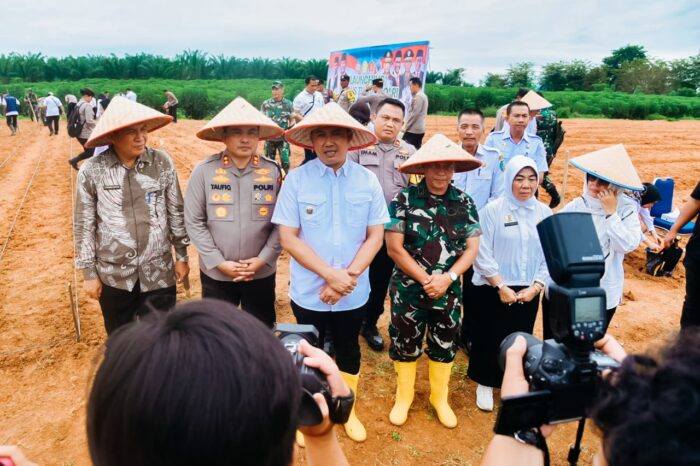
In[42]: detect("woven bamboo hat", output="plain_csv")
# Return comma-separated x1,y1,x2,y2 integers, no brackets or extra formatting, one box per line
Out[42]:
569,144,643,191
520,90,552,111
196,96,284,142
399,133,483,174
284,102,376,150
85,96,172,148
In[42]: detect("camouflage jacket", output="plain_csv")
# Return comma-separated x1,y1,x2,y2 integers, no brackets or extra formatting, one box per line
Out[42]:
536,108,557,156
260,97,294,141
387,180,481,279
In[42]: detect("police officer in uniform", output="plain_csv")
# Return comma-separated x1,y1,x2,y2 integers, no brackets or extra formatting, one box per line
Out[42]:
185,97,284,327
385,134,482,428
347,97,414,351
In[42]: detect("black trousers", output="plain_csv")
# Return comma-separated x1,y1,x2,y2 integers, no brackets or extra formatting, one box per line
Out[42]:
6,115,17,128
200,271,276,327
291,301,365,374
46,115,59,134
168,103,178,123
681,255,700,328
70,137,95,165
460,266,476,346
302,149,317,165
403,132,425,149
542,296,617,340
365,242,394,328
99,282,176,335
468,285,539,387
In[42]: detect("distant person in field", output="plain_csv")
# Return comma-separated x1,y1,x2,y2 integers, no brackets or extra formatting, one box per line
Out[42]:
186,97,284,327
23,89,38,122
64,93,78,120
335,74,356,112
293,75,325,165
74,96,189,335
2,91,20,136
353,78,389,116
402,77,428,149
68,88,98,170
163,90,179,123
125,88,137,102
41,92,64,136
97,91,111,118
493,87,529,133
318,79,334,104
260,81,294,171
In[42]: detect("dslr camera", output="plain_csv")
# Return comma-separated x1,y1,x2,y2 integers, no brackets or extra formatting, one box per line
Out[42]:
494,212,619,435
274,323,354,426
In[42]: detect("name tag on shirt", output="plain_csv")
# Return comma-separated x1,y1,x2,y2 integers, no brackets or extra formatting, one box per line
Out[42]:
504,214,518,227
103,184,121,190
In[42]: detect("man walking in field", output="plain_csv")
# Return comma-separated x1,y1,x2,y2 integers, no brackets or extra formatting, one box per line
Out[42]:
163,90,179,123
260,81,294,171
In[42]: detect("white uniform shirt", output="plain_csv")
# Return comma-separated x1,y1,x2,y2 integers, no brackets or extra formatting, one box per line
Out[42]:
451,144,505,211
559,193,641,309
293,89,324,118
125,91,137,102
44,96,63,117
272,158,389,311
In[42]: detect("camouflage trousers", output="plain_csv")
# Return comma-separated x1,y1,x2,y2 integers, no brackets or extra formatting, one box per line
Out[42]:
264,139,290,170
389,273,462,363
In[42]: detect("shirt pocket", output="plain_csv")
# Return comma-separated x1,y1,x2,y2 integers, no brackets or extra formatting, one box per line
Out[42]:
345,192,372,228
393,157,408,187
251,189,276,221
298,194,326,229
207,190,235,222
446,206,470,252
359,152,380,167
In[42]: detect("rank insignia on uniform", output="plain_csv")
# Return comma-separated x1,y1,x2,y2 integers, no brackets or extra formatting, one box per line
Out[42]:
213,174,230,182
254,192,262,201
399,148,409,156
223,156,231,167
394,140,400,147
306,206,314,215
215,168,227,175
255,176,273,182
211,193,222,202
215,206,228,218
258,207,269,217
366,145,375,151
255,168,272,176
222,193,232,202
264,193,273,202
252,155,260,166
482,162,488,168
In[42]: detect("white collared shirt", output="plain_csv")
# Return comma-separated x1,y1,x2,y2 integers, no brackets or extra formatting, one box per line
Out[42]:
473,197,552,287
125,91,137,102
43,95,63,116
293,89,324,118
272,158,389,311
451,144,505,211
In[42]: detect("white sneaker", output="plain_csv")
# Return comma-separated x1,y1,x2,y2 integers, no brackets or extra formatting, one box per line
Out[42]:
476,384,494,411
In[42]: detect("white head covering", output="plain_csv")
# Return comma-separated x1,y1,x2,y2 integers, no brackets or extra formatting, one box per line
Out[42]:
504,155,540,209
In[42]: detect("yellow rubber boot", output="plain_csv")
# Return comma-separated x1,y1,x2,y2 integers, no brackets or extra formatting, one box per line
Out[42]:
295,430,305,448
428,360,458,428
340,371,367,442
389,361,417,426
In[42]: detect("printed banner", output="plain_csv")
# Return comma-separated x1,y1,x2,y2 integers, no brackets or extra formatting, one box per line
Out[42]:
327,41,429,110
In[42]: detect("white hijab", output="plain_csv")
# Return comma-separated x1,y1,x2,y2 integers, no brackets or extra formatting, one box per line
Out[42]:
504,155,540,210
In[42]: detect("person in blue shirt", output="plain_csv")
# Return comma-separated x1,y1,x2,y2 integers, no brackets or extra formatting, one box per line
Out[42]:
2,92,20,136
484,101,548,181
273,102,389,443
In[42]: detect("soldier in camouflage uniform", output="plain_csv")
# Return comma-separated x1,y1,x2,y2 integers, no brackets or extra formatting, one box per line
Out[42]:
260,81,294,171
385,133,482,429
536,106,564,207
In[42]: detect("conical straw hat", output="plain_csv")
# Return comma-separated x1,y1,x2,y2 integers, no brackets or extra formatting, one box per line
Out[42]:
285,102,376,150
196,96,285,142
86,96,172,148
399,133,483,174
521,90,552,111
569,144,643,191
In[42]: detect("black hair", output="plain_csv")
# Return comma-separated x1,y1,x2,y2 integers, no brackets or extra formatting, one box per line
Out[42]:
87,299,300,466
516,87,530,98
349,104,371,125
590,329,700,466
376,97,406,117
457,108,485,122
506,100,530,115
305,75,318,85
318,78,325,85
408,77,422,87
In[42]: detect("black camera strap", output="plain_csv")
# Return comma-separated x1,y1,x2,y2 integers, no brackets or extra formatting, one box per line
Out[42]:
567,417,587,465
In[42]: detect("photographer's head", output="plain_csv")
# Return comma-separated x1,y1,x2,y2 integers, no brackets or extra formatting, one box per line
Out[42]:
87,299,300,466
589,329,700,466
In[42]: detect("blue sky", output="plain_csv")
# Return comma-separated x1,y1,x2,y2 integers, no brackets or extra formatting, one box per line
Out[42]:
4,0,698,83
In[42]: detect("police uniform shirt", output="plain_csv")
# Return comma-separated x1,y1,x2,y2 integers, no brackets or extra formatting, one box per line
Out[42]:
272,158,390,312
483,129,548,173
347,139,413,205
451,144,505,211
184,152,282,282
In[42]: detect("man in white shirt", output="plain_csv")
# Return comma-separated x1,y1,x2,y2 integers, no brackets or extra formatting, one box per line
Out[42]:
125,88,137,102
293,75,325,165
42,92,63,136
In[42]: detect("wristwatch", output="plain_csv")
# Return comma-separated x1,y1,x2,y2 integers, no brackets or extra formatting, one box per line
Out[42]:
494,282,506,290
329,388,355,424
448,271,458,282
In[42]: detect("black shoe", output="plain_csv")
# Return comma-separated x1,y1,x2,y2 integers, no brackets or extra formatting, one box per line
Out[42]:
457,338,472,356
69,159,79,171
547,187,561,208
361,324,385,351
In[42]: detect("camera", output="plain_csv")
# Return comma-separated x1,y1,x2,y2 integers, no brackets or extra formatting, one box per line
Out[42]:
494,213,620,435
274,323,353,426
